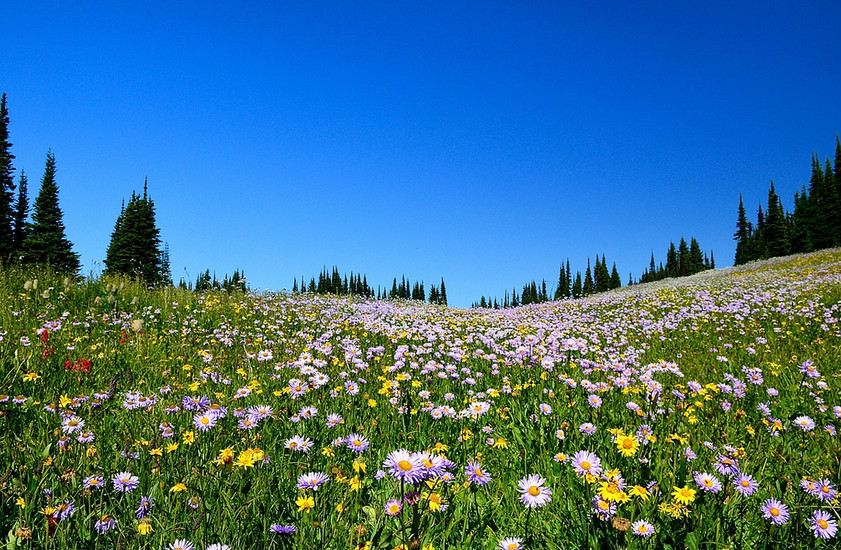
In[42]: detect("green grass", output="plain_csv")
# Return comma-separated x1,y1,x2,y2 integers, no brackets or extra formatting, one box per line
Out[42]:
2,251,841,549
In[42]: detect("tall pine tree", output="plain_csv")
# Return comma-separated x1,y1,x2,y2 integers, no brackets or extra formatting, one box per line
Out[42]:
0,93,15,258
104,180,164,285
22,151,79,272
12,170,28,253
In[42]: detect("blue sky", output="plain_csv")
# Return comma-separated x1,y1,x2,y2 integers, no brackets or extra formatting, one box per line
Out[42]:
3,1,840,306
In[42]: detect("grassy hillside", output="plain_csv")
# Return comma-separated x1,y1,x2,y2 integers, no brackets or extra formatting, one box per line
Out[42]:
2,251,841,549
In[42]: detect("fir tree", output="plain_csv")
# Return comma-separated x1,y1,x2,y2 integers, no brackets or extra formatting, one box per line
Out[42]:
22,151,79,272
609,262,621,289
665,242,678,277
440,278,447,306
764,181,788,258
583,260,593,296
104,180,164,285
0,93,15,257
572,272,582,298
677,238,689,276
160,243,172,286
734,194,751,265
12,170,28,253
688,238,704,275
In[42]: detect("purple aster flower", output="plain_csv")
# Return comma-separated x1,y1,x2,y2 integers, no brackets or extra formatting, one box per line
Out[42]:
810,510,838,539
631,520,655,537
793,415,815,431
345,433,370,453
326,413,343,427
800,360,821,379
571,450,602,477
694,472,722,493
83,474,104,490
384,498,403,516
383,449,424,484
112,471,139,493
76,431,95,444
270,524,297,535
168,540,195,550
248,405,273,420
733,473,759,496
54,499,76,521
761,499,789,525
517,474,552,508
579,422,597,435
193,412,217,432
587,395,602,408
498,537,523,550
713,455,740,477
296,472,329,491
817,479,838,502
801,478,822,497
94,514,117,534
465,460,492,486
135,496,154,519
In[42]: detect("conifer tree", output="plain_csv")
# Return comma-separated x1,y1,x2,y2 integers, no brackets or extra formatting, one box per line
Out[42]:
12,170,28,253
440,278,447,306
0,93,15,257
609,262,621,289
22,151,79,272
572,272,582,298
677,238,689,276
764,181,788,258
104,180,164,284
665,242,678,277
583,260,593,296
734,194,752,265
688,238,704,275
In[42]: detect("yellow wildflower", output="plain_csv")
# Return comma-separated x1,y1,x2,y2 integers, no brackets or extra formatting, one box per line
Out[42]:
296,495,315,513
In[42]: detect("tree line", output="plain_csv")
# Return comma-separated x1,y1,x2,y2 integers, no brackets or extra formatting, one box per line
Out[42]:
734,136,841,264
472,240,714,309
0,93,171,286
292,266,448,305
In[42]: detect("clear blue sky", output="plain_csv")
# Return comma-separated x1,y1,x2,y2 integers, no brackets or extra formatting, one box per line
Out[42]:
3,1,840,306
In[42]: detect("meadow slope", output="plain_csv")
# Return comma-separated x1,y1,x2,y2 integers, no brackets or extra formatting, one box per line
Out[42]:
2,250,841,549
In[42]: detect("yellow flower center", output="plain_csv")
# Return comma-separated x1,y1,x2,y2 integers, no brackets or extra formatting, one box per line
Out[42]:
741,480,749,487
398,460,413,471
528,486,541,496
770,507,779,517
638,525,648,533
201,417,209,424
581,461,591,470
622,439,634,448
703,479,713,487
473,469,483,476
818,519,829,529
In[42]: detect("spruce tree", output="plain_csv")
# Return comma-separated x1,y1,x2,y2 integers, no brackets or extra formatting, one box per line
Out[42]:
677,238,689,276
104,181,164,284
764,181,788,258
665,242,678,277
688,238,704,275
572,272,582,298
733,194,751,265
12,170,28,253
22,151,79,272
583,260,593,296
440,278,447,306
0,93,15,257
609,262,621,289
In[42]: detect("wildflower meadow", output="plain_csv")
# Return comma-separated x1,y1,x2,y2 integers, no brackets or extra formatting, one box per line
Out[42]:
2,250,841,549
